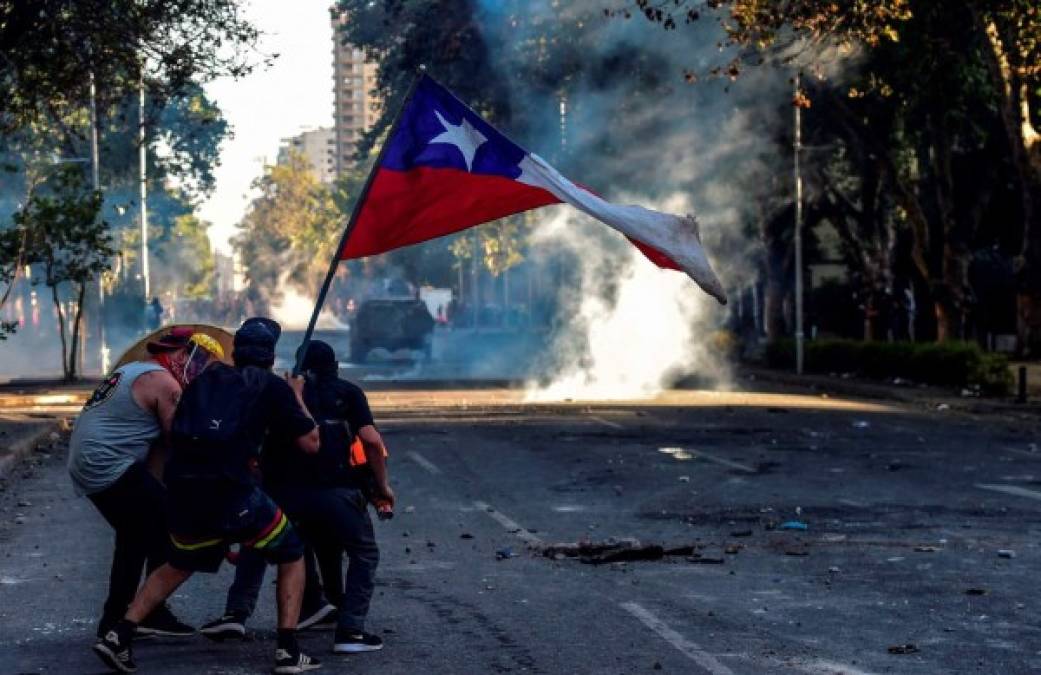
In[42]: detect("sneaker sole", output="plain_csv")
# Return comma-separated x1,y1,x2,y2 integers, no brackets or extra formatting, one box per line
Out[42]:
332,642,383,654
200,625,247,642
92,642,137,673
298,605,337,631
273,662,323,674
135,627,196,638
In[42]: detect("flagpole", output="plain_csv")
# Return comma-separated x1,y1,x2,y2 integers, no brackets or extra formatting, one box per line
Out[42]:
293,70,426,375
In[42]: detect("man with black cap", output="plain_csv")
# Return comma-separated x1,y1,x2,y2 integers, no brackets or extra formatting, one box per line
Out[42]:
200,339,393,655
270,339,392,654
69,327,220,641
92,318,324,674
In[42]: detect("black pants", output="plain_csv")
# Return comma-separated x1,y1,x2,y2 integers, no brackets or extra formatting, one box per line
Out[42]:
275,486,379,632
88,462,170,625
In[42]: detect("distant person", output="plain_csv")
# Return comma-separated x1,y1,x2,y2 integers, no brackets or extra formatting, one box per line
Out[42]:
68,327,221,641
201,339,392,655
92,318,323,674
147,297,163,331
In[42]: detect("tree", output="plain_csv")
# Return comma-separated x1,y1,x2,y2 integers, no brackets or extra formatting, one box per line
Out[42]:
3,166,112,380
0,0,264,133
234,152,341,311
630,0,1040,348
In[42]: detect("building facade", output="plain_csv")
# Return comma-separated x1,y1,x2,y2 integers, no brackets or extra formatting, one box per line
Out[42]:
331,11,380,177
276,127,337,184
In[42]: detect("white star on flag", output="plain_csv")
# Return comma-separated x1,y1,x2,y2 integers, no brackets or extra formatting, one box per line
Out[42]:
429,110,487,172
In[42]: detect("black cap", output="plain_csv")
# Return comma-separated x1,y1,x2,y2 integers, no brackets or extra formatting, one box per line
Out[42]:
299,339,337,375
233,317,281,368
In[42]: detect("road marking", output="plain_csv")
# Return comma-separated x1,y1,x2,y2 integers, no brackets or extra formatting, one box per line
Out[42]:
407,451,442,475
689,449,756,474
839,498,868,508
791,659,879,675
620,602,735,675
473,500,543,545
976,483,1041,502
589,415,624,429
1004,446,1041,459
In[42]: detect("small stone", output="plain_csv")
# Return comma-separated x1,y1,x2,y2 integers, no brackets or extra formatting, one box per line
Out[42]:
997,549,1015,559
678,476,690,483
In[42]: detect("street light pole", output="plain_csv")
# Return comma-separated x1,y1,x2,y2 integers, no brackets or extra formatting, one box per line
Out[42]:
793,72,805,375
139,73,150,301
89,70,109,374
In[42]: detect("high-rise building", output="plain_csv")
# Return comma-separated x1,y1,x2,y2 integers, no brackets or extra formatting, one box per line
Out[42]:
276,127,337,184
331,11,381,177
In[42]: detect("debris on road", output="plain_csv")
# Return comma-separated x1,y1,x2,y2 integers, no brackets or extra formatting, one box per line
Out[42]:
965,588,987,596
936,403,950,411
535,538,726,565
997,550,1015,559
495,548,515,560
914,545,941,553
460,533,474,539
852,420,871,429
730,529,753,537
779,521,808,531
888,643,919,655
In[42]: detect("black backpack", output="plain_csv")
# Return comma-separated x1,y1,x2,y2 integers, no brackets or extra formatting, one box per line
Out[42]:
168,364,269,483
300,375,356,486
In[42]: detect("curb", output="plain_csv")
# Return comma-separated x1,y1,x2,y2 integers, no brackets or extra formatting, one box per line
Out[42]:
741,366,1041,417
0,420,62,481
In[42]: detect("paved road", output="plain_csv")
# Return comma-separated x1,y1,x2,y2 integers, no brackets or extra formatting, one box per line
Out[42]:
0,389,1039,674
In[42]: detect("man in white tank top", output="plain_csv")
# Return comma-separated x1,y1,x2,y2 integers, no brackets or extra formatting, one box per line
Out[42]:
68,327,222,640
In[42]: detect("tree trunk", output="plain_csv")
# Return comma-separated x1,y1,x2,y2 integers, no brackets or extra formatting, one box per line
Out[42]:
977,14,1041,353
68,282,86,381
50,283,68,381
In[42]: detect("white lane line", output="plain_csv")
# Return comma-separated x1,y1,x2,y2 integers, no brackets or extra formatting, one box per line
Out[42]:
689,449,756,474
976,483,1041,502
620,602,735,675
407,451,442,475
1004,446,1041,459
839,498,868,508
791,659,879,675
589,415,624,430
472,500,543,545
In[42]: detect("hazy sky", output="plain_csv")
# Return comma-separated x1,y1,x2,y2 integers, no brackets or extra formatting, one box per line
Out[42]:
199,1,334,254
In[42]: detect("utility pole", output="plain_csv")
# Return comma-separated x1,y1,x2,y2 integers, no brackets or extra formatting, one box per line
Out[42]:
793,72,805,375
139,72,150,301
89,70,108,375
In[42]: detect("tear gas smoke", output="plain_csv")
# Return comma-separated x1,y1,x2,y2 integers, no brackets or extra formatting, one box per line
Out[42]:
268,274,347,330
525,205,732,401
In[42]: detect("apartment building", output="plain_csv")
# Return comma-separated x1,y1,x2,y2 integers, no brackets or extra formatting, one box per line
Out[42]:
331,11,381,176
276,127,337,184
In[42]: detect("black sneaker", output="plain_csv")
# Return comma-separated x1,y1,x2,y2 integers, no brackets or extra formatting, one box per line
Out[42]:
332,628,383,653
93,629,137,673
136,604,195,637
298,603,337,631
199,612,248,641
273,647,322,673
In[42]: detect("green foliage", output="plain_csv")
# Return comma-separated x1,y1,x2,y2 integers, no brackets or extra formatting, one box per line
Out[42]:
234,151,341,309
0,0,265,133
1,164,112,379
765,338,1013,394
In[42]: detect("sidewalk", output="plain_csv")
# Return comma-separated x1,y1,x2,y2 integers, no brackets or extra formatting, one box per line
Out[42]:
0,415,64,482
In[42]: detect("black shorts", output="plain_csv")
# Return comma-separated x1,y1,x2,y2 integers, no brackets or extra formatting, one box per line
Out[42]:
166,486,303,573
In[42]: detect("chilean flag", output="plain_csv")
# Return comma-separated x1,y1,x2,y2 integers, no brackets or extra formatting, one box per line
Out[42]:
342,75,726,305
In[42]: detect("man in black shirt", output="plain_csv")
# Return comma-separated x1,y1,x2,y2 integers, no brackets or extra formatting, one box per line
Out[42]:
269,339,393,654
201,339,393,655
92,318,323,674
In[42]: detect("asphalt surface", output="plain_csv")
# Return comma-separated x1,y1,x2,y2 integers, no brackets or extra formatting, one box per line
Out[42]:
0,388,1039,674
